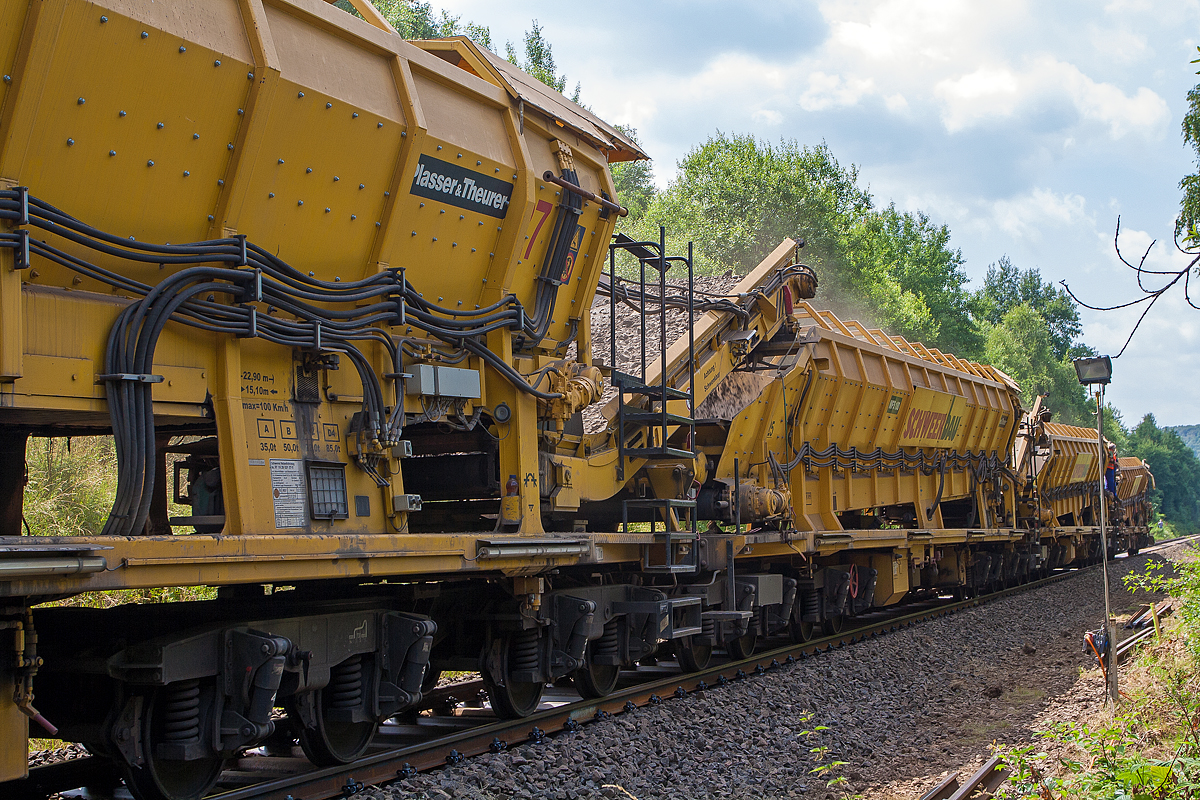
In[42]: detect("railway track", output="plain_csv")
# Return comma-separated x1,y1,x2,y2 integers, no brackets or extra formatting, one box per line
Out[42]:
22,543,1184,800
915,534,1196,800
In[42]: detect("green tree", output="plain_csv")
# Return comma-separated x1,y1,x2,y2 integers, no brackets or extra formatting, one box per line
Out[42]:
1126,414,1200,531
506,21,579,102
635,133,980,356
610,126,655,222
845,203,982,358
1179,46,1200,244
637,133,869,277
972,256,1082,359
982,304,1092,426
335,0,492,49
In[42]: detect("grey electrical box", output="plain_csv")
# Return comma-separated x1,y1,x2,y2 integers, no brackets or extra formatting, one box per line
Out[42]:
405,365,481,399
391,440,413,458
736,573,784,607
392,494,422,513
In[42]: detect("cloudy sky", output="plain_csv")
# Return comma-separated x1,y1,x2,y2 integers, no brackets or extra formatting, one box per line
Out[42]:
438,0,1200,426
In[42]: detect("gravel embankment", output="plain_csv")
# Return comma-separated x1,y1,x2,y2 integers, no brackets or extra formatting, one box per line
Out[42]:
365,553,1166,800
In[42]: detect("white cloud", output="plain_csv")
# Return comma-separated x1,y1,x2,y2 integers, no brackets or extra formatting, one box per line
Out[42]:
934,67,1021,131
798,72,875,111
933,58,1169,138
752,108,784,125
992,188,1091,239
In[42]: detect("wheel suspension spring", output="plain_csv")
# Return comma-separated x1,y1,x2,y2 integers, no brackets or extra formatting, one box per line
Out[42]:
329,655,364,710
594,621,619,658
511,629,540,672
701,617,715,638
800,589,819,619
161,679,202,743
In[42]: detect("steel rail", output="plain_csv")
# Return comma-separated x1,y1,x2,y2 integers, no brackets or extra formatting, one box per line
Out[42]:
17,541,1193,800
204,565,1093,800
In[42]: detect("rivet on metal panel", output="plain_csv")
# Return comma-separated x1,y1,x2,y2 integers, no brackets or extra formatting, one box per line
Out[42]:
352,112,358,118
278,158,284,164
193,133,199,139
141,31,148,38
478,220,483,225
437,145,442,150
384,191,389,197
432,238,437,242
401,131,406,137
459,214,464,220
183,171,189,177
452,242,457,247
306,167,312,173
440,209,445,214
146,160,153,166
437,296,442,301
237,109,243,115
157,122,164,129
326,102,332,109
419,203,424,208
334,276,341,281
378,122,383,128
218,179,224,186
109,150,116,156
376,222,380,226
411,231,415,236
334,176,339,181
214,60,221,66
513,174,517,179
178,46,186,53
268,192,274,198
100,15,107,22
297,91,304,98
477,160,481,166
297,200,303,206
208,214,214,221
324,208,329,213
359,183,364,189
66,138,74,146
351,215,356,220
456,152,461,158
247,72,254,79
77,97,85,105
2,75,9,83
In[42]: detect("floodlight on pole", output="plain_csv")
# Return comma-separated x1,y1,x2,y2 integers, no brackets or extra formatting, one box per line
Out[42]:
1074,355,1112,386
1074,355,1118,705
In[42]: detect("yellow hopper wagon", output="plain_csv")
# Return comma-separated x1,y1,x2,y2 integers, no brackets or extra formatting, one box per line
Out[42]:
0,0,1159,795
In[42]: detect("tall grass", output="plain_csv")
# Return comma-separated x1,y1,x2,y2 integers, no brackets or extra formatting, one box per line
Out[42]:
23,436,117,537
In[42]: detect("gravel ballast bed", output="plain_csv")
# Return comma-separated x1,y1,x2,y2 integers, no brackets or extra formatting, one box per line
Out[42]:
363,554,1164,800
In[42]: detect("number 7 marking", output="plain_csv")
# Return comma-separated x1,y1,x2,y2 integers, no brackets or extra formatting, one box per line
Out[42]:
524,199,554,259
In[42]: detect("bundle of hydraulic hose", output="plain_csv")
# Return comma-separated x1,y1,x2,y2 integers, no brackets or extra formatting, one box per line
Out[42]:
0,186,582,536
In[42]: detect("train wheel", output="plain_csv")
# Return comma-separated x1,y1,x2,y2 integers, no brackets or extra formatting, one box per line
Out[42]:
823,615,845,635
294,655,378,766
482,631,545,719
727,631,757,660
120,680,225,800
789,618,816,643
575,624,621,699
673,635,713,672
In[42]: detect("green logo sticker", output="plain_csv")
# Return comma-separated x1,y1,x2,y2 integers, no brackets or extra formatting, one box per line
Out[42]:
886,395,903,415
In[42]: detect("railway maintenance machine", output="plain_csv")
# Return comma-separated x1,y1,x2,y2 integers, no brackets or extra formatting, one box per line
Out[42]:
0,0,1155,798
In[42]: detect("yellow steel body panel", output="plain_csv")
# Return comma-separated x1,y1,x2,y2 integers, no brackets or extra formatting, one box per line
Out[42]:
1034,422,1104,525
708,303,1019,532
